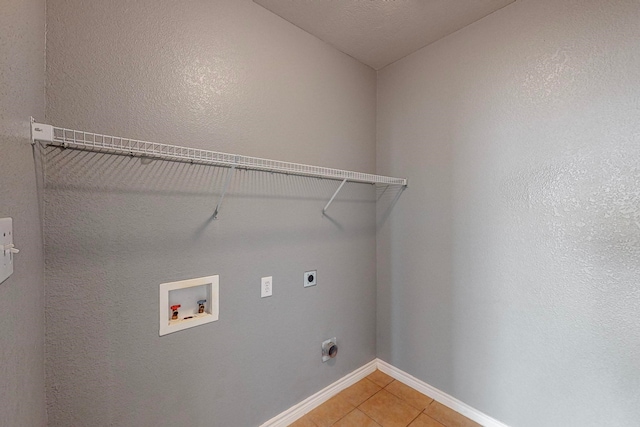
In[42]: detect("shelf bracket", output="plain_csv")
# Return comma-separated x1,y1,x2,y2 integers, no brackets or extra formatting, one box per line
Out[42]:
31,119,54,145
213,165,236,219
323,179,348,215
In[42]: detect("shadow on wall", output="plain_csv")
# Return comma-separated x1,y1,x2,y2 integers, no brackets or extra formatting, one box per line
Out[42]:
376,184,406,231
42,145,381,249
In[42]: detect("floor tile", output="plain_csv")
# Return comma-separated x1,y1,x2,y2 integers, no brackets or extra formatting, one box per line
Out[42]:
305,395,355,427
338,378,382,407
359,389,421,427
424,401,482,427
408,413,446,427
333,409,382,427
366,369,395,388
385,380,433,411
289,414,317,427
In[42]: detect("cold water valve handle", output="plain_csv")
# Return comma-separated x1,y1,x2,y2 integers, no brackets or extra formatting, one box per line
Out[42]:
197,299,207,314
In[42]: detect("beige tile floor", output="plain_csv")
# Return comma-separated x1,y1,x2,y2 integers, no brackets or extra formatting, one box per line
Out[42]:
289,370,482,427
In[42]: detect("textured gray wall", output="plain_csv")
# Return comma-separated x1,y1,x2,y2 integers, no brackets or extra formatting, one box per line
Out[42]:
377,0,640,426
45,1,377,426
0,0,47,426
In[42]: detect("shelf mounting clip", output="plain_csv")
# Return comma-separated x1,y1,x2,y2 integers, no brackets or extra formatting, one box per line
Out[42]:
31,119,54,145
213,164,237,219
323,178,348,215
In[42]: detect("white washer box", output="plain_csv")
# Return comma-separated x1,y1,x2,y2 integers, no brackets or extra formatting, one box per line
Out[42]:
1,218,17,285
159,275,219,336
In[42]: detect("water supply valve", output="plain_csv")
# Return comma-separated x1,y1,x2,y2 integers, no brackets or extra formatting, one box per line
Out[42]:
170,305,181,320
197,299,206,314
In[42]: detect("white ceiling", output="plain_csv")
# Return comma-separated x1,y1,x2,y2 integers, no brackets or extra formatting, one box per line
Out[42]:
254,0,515,70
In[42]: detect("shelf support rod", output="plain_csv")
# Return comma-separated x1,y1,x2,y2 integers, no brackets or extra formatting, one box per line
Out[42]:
323,179,348,215
213,165,236,219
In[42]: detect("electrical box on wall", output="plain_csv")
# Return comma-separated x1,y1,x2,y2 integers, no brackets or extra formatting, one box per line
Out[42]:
1,218,19,285
159,275,219,336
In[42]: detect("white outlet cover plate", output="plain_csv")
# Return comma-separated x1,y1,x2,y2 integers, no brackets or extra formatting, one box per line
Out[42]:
304,270,317,287
0,218,15,285
159,275,219,336
261,276,273,298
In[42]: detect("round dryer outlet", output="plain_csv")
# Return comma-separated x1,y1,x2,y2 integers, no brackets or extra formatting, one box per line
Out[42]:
321,337,337,362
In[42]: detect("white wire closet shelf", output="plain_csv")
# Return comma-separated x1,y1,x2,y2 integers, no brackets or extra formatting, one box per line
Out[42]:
31,120,407,217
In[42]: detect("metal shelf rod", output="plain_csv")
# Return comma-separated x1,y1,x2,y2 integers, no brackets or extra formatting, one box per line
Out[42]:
323,179,348,215
213,165,236,219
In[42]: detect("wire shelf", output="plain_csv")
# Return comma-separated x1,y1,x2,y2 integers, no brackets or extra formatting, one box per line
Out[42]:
31,122,407,186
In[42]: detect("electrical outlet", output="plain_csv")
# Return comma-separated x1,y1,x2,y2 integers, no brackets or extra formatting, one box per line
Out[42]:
304,270,316,288
261,276,272,298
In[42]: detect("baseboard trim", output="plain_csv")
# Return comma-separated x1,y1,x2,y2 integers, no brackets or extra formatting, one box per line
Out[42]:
377,359,509,427
258,359,378,427
259,358,509,427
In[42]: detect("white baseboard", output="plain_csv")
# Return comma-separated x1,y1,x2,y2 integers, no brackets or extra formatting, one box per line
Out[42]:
259,358,509,427
259,359,378,427
376,359,509,427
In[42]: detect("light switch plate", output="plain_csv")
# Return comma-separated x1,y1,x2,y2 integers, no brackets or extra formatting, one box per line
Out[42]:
1,218,15,284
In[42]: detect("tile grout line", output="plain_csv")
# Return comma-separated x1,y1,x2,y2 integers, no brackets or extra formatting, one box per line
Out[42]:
355,388,384,425
329,375,380,426
382,378,425,427
423,411,449,427
360,376,418,427
329,405,355,427
405,411,423,427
